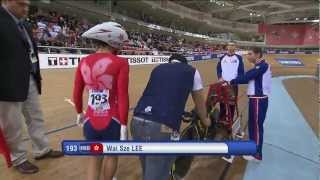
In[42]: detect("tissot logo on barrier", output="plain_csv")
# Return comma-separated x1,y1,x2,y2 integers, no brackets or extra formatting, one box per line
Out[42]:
59,57,69,65
275,58,304,67
125,56,170,65
128,57,149,64
42,54,86,69
151,57,169,63
47,57,81,66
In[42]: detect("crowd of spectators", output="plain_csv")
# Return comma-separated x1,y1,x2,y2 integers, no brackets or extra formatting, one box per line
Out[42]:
26,7,226,55
27,7,92,48
124,31,226,55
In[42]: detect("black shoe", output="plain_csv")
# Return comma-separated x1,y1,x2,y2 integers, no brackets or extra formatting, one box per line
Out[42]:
35,150,64,160
15,160,39,174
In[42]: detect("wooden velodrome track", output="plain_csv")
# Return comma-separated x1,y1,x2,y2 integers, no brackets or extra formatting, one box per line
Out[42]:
0,54,318,180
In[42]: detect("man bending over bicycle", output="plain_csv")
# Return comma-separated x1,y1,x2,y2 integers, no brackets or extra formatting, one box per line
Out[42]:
130,54,211,180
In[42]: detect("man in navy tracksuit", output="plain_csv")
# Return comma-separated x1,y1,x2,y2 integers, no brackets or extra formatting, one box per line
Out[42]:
217,42,244,121
230,47,271,161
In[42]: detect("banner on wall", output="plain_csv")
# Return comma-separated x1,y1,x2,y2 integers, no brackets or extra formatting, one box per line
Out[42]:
266,50,318,54
40,54,85,69
39,54,172,69
275,58,304,67
39,52,314,69
38,54,220,69
126,56,170,65
263,24,319,46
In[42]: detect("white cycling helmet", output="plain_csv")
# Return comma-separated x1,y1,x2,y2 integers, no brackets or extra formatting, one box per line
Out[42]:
81,22,128,49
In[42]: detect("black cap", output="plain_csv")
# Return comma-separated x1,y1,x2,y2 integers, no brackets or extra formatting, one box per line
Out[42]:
169,54,188,64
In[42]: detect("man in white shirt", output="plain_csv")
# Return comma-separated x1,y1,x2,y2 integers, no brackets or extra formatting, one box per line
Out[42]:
216,41,244,121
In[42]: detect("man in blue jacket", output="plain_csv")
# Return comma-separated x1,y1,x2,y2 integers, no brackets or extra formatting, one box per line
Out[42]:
131,54,211,180
230,47,272,162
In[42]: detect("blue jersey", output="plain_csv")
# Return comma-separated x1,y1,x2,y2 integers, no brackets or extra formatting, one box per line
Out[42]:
230,60,272,96
134,63,196,130
217,53,244,81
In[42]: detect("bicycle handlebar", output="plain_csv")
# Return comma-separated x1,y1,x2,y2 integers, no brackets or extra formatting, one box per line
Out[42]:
182,110,198,123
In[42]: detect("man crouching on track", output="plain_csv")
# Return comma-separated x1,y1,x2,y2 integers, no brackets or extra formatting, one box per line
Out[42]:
131,54,211,180
73,22,129,180
229,47,271,162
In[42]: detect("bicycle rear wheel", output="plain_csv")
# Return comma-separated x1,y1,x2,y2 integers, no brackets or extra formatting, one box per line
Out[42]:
170,125,200,179
206,108,220,139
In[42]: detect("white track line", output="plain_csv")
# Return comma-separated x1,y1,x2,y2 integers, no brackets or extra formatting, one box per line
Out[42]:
64,97,75,106
64,97,85,113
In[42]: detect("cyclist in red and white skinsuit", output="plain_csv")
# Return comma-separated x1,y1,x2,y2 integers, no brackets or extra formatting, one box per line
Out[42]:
73,22,129,180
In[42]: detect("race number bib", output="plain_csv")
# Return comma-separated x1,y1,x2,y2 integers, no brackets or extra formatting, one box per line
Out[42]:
88,89,110,113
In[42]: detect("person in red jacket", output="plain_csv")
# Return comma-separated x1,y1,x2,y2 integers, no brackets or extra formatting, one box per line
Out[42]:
73,22,129,180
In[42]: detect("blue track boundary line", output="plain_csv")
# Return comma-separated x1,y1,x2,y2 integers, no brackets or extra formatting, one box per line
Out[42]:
264,142,320,165
243,75,319,180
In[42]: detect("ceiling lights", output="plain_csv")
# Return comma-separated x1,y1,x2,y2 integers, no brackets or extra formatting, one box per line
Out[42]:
209,0,226,6
249,12,262,17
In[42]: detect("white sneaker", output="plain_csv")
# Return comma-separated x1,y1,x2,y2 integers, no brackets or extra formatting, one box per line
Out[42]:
222,155,235,163
242,156,261,163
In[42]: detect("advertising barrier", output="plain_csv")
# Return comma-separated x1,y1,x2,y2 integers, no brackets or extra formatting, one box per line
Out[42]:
39,54,172,69
40,54,85,69
266,50,318,55
275,58,304,67
39,50,314,69
126,55,170,65
39,54,219,69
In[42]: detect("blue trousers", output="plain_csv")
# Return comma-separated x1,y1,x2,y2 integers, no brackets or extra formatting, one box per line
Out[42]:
248,97,268,159
130,116,175,180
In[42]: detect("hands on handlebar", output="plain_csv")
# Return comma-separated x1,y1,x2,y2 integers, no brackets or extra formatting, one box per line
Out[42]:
182,111,196,123
218,78,230,86
182,110,211,127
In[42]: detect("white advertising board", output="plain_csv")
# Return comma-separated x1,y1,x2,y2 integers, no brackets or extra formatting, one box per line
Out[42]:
39,54,170,69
